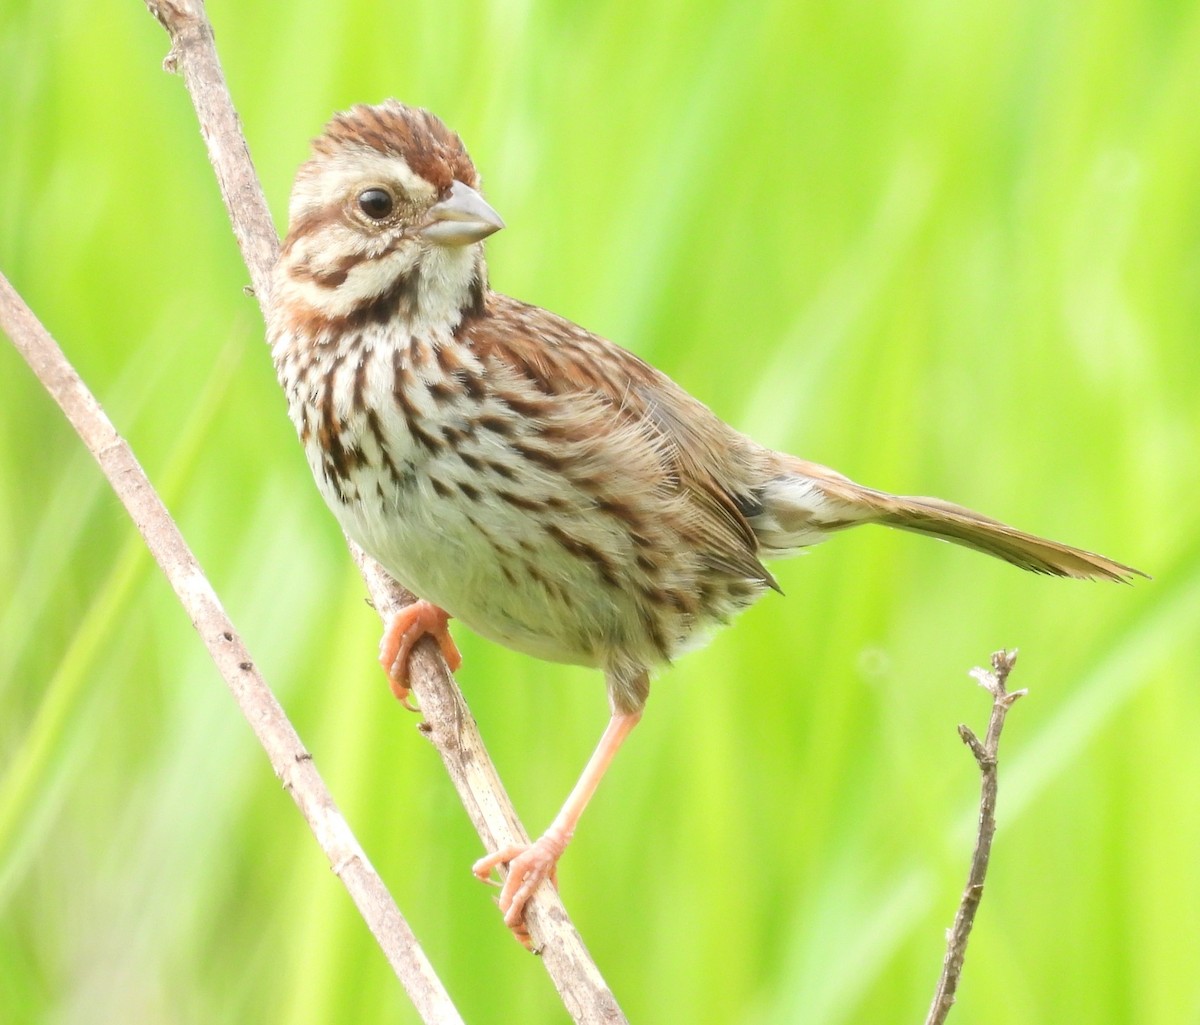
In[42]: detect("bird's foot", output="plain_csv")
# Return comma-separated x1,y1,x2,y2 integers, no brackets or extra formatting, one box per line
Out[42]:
473,830,567,946
378,600,462,710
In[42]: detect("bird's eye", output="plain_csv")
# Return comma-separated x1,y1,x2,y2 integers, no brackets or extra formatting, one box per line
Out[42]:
357,188,395,220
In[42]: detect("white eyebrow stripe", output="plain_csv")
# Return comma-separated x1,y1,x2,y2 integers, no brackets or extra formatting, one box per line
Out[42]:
290,150,439,223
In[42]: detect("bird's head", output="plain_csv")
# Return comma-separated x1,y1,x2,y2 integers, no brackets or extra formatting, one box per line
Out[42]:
274,101,504,332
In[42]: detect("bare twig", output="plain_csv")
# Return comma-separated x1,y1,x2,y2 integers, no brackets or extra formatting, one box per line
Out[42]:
141,1,626,1020
925,649,1026,1025
145,0,277,298
0,272,464,1025
356,557,627,1021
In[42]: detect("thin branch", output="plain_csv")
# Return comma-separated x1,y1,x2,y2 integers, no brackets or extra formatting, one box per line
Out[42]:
925,649,1026,1025
142,1,627,1020
355,557,627,1020
0,272,463,1025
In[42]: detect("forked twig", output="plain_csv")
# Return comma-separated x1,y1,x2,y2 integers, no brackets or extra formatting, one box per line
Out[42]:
925,649,1026,1025
0,272,463,1025
141,1,626,1021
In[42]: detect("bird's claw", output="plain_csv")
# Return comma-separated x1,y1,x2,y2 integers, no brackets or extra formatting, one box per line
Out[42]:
472,834,565,943
378,600,462,709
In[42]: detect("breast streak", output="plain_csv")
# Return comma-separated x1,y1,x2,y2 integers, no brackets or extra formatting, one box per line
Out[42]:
305,331,686,669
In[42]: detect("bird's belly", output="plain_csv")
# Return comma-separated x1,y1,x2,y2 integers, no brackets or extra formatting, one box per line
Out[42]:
303,404,643,669
337,471,610,668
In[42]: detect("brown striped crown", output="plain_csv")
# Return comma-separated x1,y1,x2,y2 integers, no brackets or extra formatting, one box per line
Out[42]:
311,102,479,194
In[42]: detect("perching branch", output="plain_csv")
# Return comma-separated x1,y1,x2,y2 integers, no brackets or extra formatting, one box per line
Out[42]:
0,272,464,1025
925,649,1026,1025
141,1,627,1021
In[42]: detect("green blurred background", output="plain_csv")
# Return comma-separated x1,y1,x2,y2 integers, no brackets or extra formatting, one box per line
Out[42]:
3,1,1199,1022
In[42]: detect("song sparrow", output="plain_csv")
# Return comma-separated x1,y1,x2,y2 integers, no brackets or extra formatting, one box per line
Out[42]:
268,101,1142,939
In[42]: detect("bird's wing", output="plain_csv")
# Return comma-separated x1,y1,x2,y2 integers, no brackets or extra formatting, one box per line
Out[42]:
459,293,774,589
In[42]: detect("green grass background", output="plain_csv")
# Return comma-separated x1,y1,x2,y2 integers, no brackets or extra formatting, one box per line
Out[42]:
3,1,1199,1022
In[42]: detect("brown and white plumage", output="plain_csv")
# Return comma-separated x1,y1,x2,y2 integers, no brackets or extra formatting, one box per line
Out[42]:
268,100,1143,937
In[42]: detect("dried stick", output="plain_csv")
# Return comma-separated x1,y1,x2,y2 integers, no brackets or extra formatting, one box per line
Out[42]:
0,272,463,1025
141,1,626,1021
925,649,1026,1025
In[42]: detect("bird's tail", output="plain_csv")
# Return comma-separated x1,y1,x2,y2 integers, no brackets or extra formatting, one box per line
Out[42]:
864,492,1141,581
755,457,1144,582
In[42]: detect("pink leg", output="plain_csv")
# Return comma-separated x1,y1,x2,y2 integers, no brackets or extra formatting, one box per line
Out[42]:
473,709,642,942
378,600,462,710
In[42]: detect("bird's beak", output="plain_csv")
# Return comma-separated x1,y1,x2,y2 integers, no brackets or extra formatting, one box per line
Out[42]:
419,180,505,246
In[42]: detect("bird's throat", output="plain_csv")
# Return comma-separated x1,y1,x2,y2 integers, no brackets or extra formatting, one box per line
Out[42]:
370,244,487,335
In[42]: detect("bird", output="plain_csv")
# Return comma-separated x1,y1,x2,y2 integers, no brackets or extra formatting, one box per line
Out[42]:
267,100,1142,940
